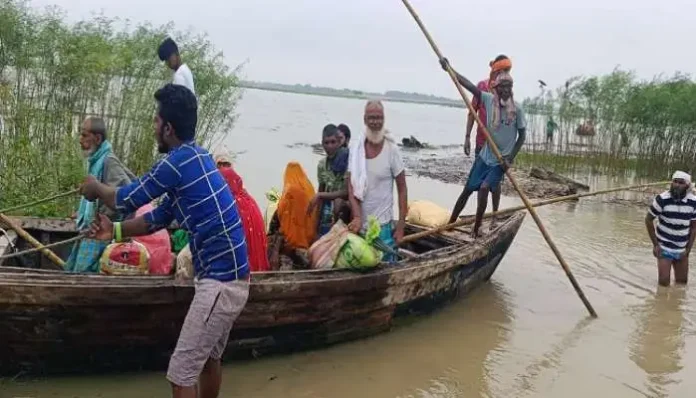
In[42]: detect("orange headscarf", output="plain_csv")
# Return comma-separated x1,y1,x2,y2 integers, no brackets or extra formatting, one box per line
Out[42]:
276,162,317,249
489,58,512,83
490,58,512,75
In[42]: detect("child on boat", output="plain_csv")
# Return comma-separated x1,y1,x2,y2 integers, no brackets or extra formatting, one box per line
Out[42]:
307,124,351,238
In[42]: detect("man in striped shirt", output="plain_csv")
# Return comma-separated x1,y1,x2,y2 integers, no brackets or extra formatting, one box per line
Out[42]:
81,84,249,398
645,171,696,286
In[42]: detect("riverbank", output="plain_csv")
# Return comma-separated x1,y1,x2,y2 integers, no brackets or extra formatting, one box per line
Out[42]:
239,85,463,108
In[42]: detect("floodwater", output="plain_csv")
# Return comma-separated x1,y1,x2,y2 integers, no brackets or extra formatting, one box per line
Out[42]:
3,90,695,397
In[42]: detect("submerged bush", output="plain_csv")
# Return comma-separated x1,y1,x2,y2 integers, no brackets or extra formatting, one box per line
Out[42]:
0,0,243,216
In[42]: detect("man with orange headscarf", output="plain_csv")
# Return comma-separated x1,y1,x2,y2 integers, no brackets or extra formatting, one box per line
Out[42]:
460,55,512,219
439,58,527,238
466,55,512,157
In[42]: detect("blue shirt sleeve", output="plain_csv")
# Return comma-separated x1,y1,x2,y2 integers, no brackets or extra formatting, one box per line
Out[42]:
115,155,182,215
143,193,176,232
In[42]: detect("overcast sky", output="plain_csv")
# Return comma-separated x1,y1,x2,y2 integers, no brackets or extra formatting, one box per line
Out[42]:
29,0,694,100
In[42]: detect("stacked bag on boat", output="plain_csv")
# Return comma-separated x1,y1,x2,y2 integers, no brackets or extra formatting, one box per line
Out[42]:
98,202,173,276
308,217,383,271
263,188,280,232
406,200,450,228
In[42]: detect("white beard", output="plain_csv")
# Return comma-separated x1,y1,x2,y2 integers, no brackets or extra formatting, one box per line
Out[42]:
365,128,386,145
82,147,95,159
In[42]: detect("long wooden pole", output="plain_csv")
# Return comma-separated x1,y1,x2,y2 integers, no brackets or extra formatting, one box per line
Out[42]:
0,213,66,268
402,180,669,243
400,0,597,317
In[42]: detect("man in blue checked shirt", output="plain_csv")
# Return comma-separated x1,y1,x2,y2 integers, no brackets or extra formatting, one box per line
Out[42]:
80,83,249,398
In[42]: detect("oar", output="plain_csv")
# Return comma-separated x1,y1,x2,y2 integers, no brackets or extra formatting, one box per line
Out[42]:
401,0,599,317
0,213,66,269
401,180,669,243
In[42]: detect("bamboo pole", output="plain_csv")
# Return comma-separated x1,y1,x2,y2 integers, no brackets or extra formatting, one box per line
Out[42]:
400,0,598,317
0,213,66,268
402,180,669,243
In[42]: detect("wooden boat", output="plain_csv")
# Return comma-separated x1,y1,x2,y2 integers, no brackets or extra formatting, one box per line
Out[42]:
0,212,525,376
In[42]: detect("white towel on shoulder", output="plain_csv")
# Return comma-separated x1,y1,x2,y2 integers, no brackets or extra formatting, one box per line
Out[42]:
348,129,394,201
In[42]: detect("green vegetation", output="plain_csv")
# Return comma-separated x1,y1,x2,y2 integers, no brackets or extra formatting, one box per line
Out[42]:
0,0,242,217
520,68,696,179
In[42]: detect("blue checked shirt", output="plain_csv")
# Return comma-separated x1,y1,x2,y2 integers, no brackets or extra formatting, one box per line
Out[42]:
115,141,249,282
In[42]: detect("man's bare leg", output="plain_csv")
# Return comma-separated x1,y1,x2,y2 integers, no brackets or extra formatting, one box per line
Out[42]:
172,384,197,398
673,255,689,285
472,185,490,238
489,187,501,230
449,188,474,224
199,357,222,398
657,257,673,287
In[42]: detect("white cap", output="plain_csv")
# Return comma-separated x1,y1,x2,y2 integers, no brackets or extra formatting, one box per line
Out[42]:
672,170,691,185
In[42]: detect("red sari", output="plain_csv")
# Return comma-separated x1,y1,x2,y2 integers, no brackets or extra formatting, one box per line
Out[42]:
219,167,270,272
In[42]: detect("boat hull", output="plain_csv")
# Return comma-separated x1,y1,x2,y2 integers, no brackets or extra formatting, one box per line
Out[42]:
0,212,524,376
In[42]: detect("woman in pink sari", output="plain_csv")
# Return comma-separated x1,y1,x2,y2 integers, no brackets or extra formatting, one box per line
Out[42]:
216,155,270,272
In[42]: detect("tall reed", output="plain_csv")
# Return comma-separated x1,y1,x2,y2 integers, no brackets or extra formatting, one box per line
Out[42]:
0,0,243,216
518,68,696,181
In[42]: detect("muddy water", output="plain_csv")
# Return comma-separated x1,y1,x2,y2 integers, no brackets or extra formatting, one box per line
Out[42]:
3,90,695,397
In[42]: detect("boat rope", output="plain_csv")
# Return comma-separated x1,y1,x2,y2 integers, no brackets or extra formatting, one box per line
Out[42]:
0,188,80,215
0,234,85,261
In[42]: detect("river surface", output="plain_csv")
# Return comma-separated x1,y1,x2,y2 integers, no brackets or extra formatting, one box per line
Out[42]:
3,89,695,397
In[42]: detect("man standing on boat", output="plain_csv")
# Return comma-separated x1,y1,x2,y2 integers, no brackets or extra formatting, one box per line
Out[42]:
347,100,408,262
463,55,511,223
645,171,696,286
465,55,512,158
66,116,136,273
80,84,249,398
158,37,196,96
440,58,527,238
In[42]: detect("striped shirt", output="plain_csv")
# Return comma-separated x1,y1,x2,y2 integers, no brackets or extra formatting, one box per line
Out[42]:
648,191,696,254
115,142,249,282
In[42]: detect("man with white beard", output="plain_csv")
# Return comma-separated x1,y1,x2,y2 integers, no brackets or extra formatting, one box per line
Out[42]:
65,117,136,273
347,100,408,262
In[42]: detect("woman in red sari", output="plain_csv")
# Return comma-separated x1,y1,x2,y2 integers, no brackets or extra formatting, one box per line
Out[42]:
216,155,270,272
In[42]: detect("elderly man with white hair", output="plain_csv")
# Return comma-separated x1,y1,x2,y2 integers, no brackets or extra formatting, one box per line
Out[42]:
347,100,408,262
645,170,696,286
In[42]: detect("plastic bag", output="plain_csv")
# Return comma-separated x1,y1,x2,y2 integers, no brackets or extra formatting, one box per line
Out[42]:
264,188,280,232
335,217,383,270
100,240,150,275
406,200,450,228
176,243,193,280
308,220,350,269
133,203,174,275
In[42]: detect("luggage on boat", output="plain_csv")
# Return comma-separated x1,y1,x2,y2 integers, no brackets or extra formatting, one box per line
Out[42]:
175,244,193,280
335,218,383,270
406,200,450,228
308,220,350,269
263,188,280,232
133,203,173,275
100,241,150,275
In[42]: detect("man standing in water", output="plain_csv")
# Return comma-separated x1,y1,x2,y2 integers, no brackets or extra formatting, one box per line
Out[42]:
81,84,249,398
440,58,526,237
645,171,696,286
66,116,135,273
158,37,196,95
347,100,407,261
